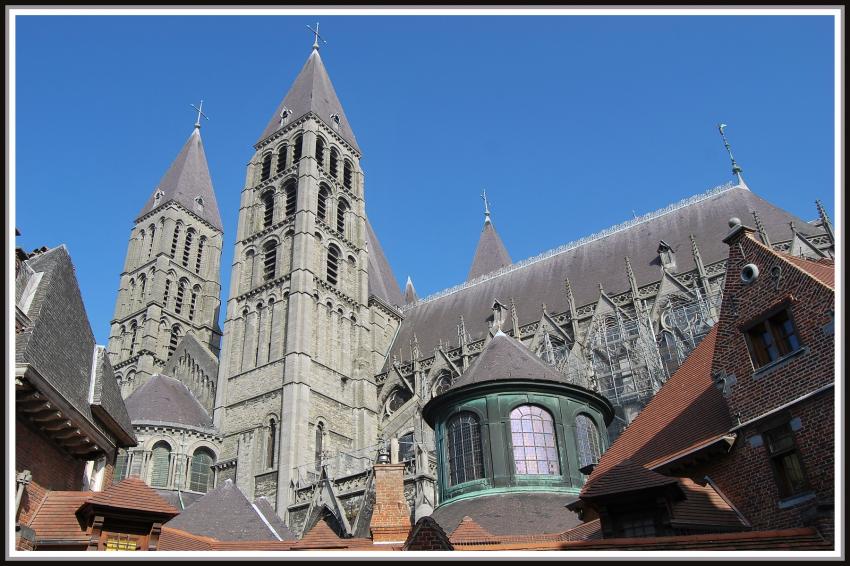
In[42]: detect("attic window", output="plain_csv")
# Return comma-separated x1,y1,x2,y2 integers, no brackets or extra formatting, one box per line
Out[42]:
194,196,204,212
279,107,291,126
330,113,341,131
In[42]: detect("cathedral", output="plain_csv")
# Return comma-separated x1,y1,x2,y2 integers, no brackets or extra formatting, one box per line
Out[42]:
95,37,834,539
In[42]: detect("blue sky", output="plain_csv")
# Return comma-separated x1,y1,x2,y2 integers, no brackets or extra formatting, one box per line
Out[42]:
13,13,836,345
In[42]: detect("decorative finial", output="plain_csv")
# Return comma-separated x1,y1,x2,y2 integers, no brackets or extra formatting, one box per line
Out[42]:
751,210,771,247
481,189,491,224
307,22,327,51
815,199,835,245
717,123,744,185
190,100,209,130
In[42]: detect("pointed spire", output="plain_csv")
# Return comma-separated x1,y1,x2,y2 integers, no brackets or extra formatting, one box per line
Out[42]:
467,199,511,281
404,276,418,305
624,257,639,296
815,199,835,245
509,297,521,337
751,210,771,247
257,41,359,151
690,234,708,281
137,127,222,231
717,123,745,186
365,218,404,307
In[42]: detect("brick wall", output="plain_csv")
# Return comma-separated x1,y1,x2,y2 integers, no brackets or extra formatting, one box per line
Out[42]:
16,416,86,525
693,229,835,535
369,464,412,543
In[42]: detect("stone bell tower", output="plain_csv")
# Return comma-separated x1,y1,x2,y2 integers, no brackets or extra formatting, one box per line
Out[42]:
214,38,403,518
107,114,224,398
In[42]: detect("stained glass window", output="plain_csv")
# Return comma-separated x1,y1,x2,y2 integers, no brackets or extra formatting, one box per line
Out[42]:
510,405,560,475
575,414,602,471
447,412,484,486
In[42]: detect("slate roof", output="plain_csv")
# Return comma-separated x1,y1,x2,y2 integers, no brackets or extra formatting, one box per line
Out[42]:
467,220,512,281
444,331,571,394
257,47,360,152
137,127,223,231
366,217,404,307
84,477,179,517
581,326,729,495
389,185,819,365
431,492,582,537
154,489,205,511
404,276,418,304
15,246,136,448
165,479,296,541
124,373,215,430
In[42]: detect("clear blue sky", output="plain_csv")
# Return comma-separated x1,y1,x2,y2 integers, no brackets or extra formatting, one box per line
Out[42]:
13,13,836,345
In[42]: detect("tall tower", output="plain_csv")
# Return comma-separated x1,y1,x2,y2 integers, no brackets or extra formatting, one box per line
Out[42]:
214,41,402,517
107,121,224,398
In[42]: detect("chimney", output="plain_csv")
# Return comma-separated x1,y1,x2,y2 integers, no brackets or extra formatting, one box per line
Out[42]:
369,463,412,544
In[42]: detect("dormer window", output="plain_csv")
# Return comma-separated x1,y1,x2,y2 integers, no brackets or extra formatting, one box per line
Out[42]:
279,107,291,126
657,240,676,271
330,113,341,131
154,189,165,204
194,196,204,213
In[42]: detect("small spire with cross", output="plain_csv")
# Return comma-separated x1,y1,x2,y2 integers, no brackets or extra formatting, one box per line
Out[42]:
190,100,209,130
717,123,744,185
307,22,327,51
481,189,491,224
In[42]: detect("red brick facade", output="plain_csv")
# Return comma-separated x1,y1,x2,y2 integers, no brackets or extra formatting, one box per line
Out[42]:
16,415,87,526
369,464,412,543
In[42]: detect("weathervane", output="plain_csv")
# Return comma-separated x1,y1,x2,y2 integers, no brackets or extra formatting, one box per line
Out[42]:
717,123,744,185
190,100,209,130
481,189,491,224
307,22,327,50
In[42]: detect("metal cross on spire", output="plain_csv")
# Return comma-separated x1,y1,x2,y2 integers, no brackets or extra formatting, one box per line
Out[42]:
717,123,744,185
307,22,327,50
481,189,492,224
190,100,209,130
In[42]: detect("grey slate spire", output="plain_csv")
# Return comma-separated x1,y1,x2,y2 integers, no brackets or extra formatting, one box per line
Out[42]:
467,218,512,281
366,217,404,307
404,276,419,304
256,47,360,152
137,128,223,231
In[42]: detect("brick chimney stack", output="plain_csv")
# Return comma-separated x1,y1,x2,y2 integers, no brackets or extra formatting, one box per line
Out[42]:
369,463,412,543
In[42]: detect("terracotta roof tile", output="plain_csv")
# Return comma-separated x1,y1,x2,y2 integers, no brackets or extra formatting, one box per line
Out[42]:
158,527,215,551
290,520,349,549
557,519,602,541
780,254,835,289
449,516,498,545
28,491,92,543
85,477,179,516
583,326,730,491
581,459,679,499
671,478,748,530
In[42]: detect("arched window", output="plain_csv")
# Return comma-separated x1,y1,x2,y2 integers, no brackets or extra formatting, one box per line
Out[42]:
150,441,171,488
163,279,172,308
314,422,324,471
384,387,412,417
195,236,205,274
575,414,602,472
182,228,194,267
261,190,275,228
343,160,353,190
113,449,128,484
261,153,272,181
510,405,560,475
317,185,330,222
244,249,255,289
263,240,277,281
329,148,339,178
447,412,484,486
168,325,180,359
148,224,156,258
138,274,146,303
266,417,277,469
336,199,348,235
293,134,303,162
189,448,215,493
284,180,298,218
189,285,200,321
326,244,340,286
129,322,138,355
175,279,187,314
432,370,453,397
315,136,325,167
170,223,181,258
277,144,288,172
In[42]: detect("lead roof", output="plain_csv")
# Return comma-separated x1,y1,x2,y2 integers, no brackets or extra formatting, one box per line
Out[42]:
467,220,512,281
124,373,214,430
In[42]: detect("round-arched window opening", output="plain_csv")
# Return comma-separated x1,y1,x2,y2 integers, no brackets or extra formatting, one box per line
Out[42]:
509,405,560,475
